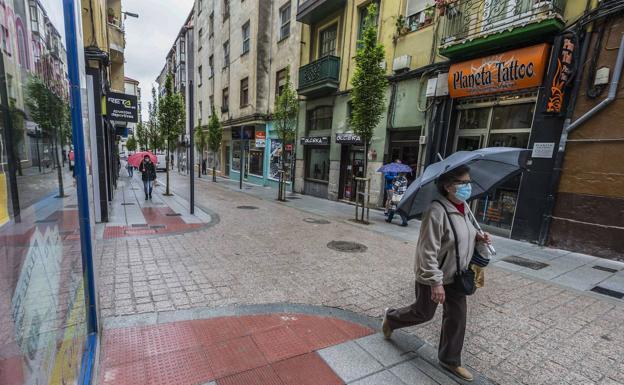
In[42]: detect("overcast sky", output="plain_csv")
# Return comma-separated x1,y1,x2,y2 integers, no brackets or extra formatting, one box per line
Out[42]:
123,0,195,120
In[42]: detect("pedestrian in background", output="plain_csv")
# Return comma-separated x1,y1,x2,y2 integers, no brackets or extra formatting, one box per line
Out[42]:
385,172,408,226
126,161,134,177
139,155,156,200
381,165,492,382
383,159,402,216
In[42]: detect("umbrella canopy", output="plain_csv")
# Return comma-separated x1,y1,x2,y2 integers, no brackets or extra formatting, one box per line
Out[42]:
128,151,157,168
397,147,530,219
377,162,412,174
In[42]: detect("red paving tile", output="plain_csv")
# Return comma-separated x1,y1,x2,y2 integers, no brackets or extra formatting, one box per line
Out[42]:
252,326,310,363
143,322,200,357
100,360,147,385
218,365,285,385
288,316,351,351
329,318,374,340
192,317,248,347
146,348,214,385
238,314,285,334
272,353,343,385
102,327,147,366
205,336,268,379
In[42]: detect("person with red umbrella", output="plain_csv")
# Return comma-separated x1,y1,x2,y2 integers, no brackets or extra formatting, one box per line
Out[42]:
138,154,157,200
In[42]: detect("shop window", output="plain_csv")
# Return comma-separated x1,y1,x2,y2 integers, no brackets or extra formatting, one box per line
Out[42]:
491,104,535,130
242,21,250,55
240,77,249,106
248,141,264,176
269,139,293,181
276,68,287,97
305,148,330,182
279,3,291,41
459,108,489,129
307,106,333,131
232,140,241,171
319,24,337,58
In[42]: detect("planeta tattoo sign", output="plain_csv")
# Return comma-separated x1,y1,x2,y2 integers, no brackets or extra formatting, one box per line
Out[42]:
448,44,551,98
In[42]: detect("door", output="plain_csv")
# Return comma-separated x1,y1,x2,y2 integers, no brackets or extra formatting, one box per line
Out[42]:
225,146,230,176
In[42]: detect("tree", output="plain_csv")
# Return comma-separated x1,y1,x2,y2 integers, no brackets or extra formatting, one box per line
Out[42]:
350,3,387,220
158,73,185,195
273,68,299,201
148,88,164,152
207,105,223,182
126,136,137,152
194,119,208,179
135,121,149,150
26,76,67,197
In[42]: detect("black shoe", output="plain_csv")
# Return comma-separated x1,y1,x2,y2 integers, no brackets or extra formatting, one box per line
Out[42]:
145,195,148,200
149,194,152,200
400,223,408,227
385,218,391,223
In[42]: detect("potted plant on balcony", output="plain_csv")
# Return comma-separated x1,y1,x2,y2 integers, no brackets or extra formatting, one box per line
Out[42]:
436,0,458,17
392,14,410,44
424,6,435,25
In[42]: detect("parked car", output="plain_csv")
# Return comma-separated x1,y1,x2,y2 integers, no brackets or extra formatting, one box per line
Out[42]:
155,153,167,171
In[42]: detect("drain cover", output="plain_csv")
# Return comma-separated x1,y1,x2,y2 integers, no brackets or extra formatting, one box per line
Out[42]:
288,196,301,200
304,218,330,225
131,224,148,228
237,205,259,210
502,256,549,270
591,286,624,299
121,203,135,206
327,240,367,253
150,225,166,229
593,265,619,273
66,204,77,208
166,213,182,216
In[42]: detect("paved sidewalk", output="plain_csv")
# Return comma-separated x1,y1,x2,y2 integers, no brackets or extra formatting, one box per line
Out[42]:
202,173,624,301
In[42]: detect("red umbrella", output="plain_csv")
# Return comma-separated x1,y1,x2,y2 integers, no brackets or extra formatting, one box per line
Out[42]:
128,151,157,168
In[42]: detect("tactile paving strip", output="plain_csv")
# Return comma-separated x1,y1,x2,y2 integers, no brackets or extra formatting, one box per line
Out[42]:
192,317,248,347
272,353,343,385
143,322,200,357
237,314,285,334
146,348,214,385
100,360,147,385
288,316,351,351
252,326,310,363
204,336,268,379
218,365,285,385
102,327,147,366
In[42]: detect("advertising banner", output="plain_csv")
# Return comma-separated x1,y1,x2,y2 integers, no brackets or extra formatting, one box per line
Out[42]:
106,92,139,123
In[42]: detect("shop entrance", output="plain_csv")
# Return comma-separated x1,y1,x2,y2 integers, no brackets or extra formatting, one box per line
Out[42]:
225,145,230,177
454,96,535,235
338,145,364,201
388,130,421,183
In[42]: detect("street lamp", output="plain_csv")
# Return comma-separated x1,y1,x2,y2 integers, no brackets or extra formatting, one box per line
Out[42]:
122,11,139,19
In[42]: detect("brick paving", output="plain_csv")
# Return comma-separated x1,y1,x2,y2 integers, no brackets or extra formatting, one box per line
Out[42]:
97,173,624,385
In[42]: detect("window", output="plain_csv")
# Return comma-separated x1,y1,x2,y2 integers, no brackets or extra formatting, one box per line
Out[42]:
223,0,229,21
198,65,203,86
242,21,250,55
223,41,229,67
319,24,337,58
305,148,330,182
199,28,203,39
209,12,214,36
307,106,333,131
2,26,10,55
240,77,249,106
279,3,291,40
198,101,203,120
405,0,433,32
208,55,214,77
276,68,287,97
222,88,229,112
198,0,203,14
248,141,264,176
209,95,214,112
30,5,39,33
358,1,380,40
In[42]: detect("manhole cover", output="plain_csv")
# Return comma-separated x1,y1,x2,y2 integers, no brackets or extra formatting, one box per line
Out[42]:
150,225,166,229
166,213,182,216
131,224,148,227
121,203,135,206
237,205,259,210
304,218,330,225
502,256,548,270
327,241,367,253
131,188,140,191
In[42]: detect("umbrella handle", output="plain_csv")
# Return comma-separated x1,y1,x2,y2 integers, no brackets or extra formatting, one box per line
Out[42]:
465,203,496,256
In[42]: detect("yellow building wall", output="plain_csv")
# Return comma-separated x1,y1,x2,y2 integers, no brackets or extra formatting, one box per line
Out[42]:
82,0,109,53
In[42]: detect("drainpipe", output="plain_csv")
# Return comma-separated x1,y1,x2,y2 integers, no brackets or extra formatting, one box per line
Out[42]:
538,33,624,245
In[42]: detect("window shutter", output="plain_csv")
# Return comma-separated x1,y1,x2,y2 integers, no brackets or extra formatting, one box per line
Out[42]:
406,0,428,16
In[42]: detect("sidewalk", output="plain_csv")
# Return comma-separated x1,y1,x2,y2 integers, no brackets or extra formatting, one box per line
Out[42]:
191,173,624,302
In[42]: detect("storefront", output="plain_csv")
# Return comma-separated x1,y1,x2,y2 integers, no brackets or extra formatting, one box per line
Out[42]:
300,136,330,198
336,133,364,202
447,43,550,236
231,125,266,184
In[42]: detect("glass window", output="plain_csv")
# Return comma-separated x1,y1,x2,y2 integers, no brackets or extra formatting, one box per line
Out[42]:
269,139,293,181
232,140,241,171
358,1,379,40
306,148,330,181
209,55,214,77
248,141,264,176
222,87,229,112
223,40,229,67
279,3,291,40
209,12,214,36
242,21,250,54
491,104,535,130
459,108,489,129
240,77,249,106
276,68,287,97
198,100,203,120
319,24,337,57
487,132,530,148
307,106,333,131
198,65,203,86
223,0,230,20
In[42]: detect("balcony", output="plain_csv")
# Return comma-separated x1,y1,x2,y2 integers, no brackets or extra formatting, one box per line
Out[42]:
298,55,340,97
439,0,565,59
107,22,125,62
296,0,347,25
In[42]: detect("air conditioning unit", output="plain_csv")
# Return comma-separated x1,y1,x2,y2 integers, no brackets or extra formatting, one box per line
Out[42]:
392,55,412,73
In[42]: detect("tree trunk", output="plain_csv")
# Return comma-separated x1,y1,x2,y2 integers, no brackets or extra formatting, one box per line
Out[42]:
165,143,171,195
53,129,65,197
212,166,216,182
198,151,201,178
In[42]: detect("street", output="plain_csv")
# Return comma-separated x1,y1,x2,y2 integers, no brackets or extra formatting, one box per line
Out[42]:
97,172,624,385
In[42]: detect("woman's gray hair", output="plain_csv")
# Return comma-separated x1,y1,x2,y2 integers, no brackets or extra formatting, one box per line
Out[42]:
436,165,471,197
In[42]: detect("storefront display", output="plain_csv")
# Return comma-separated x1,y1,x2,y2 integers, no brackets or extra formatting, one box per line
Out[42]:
248,141,264,176
306,148,330,181
269,140,293,182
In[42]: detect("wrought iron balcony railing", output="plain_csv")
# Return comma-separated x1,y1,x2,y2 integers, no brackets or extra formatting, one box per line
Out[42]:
298,55,340,96
440,0,565,49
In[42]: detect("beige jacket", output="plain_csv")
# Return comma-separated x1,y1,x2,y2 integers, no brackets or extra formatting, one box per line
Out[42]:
414,197,478,286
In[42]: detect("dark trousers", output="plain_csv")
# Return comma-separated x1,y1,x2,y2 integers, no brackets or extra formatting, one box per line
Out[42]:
143,179,153,196
387,209,407,225
386,282,467,366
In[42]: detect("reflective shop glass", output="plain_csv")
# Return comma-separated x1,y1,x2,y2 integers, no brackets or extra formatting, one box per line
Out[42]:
1,2,92,385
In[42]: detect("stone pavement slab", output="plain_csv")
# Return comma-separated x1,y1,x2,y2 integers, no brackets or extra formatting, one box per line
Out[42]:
354,333,419,367
350,370,407,385
318,341,384,383
390,361,440,385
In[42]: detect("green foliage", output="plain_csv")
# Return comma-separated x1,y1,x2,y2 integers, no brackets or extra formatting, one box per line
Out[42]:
9,101,25,148
158,73,185,147
274,68,299,144
135,121,149,150
350,3,387,147
207,105,223,153
147,87,164,151
194,120,209,154
26,76,64,136
126,136,137,152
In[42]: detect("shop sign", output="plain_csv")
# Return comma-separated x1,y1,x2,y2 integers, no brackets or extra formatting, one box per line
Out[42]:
300,136,329,146
546,37,576,114
255,131,266,148
335,133,363,145
106,92,138,123
448,44,550,98
532,142,555,159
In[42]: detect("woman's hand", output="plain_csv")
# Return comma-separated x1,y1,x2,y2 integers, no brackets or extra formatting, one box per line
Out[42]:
476,231,492,244
431,284,445,304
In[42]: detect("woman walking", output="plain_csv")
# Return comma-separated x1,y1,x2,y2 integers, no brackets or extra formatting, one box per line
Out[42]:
139,155,157,200
381,165,491,382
